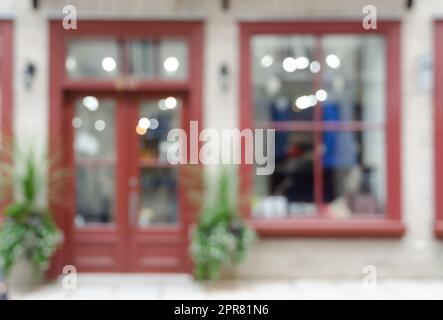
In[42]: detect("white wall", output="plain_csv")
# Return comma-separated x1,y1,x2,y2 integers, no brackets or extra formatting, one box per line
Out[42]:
13,0,48,154
3,0,443,278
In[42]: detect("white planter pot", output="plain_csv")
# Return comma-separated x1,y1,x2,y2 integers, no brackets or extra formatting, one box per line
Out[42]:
7,254,43,293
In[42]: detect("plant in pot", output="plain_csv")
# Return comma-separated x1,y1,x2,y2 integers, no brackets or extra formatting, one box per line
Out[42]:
190,168,255,281
0,138,64,291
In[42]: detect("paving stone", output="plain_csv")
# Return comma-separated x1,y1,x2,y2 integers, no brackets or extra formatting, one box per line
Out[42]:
10,275,443,300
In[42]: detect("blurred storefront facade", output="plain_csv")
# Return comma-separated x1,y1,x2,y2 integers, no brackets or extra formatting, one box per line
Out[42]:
1,0,443,278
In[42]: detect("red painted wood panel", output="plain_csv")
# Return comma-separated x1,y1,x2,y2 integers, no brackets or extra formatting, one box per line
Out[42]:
434,21,443,238
0,21,12,221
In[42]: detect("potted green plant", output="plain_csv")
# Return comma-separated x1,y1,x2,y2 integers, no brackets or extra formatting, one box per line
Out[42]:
190,168,255,281
0,138,64,290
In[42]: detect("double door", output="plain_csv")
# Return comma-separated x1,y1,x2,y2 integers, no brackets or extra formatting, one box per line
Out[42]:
65,92,191,272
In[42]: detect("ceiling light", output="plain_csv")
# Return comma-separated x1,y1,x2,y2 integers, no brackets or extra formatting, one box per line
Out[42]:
165,97,177,109
309,61,321,73
260,55,274,68
315,89,328,102
295,96,312,110
101,57,117,72
65,56,77,71
149,118,159,130
136,126,147,135
163,57,180,73
326,54,340,69
72,117,82,128
94,119,106,132
294,56,310,70
138,117,151,130
282,57,297,72
158,99,167,111
308,95,317,107
82,96,99,111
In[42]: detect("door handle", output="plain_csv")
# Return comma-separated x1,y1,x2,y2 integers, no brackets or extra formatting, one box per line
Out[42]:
128,177,139,227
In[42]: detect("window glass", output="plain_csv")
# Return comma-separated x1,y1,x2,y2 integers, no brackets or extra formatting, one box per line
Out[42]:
137,98,181,162
321,36,385,123
66,39,120,79
252,36,316,122
322,131,385,217
251,34,386,219
129,39,188,80
252,35,385,124
136,98,181,226
66,38,188,80
73,97,116,226
138,168,177,226
253,131,316,218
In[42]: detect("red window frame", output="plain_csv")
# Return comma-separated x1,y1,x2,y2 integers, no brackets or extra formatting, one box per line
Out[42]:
434,21,443,238
0,20,12,218
0,21,12,139
239,21,404,237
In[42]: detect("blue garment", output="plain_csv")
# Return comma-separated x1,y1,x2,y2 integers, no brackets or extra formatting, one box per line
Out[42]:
271,100,291,160
322,102,357,168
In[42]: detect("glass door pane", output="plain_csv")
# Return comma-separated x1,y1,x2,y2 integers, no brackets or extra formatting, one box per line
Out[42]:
138,168,177,226
135,97,181,227
73,96,116,226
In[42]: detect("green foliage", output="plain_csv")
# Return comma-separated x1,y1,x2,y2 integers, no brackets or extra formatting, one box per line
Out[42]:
0,210,61,275
0,141,64,276
190,169,255,280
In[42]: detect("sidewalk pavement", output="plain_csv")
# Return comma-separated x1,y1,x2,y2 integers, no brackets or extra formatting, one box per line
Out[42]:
10,274,443,300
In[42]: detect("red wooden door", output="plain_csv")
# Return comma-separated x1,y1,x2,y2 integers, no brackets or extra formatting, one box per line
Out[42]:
126,93,189,272
50,21,203,275
66,92,189,272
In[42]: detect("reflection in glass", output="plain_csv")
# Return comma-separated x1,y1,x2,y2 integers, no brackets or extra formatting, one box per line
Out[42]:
66,38,188,81
136,99,180,227
66,39,120,79
252,36,316,122
323,131,385,217
129,39,188,80
321,36,386,123
251,33,387,219
75,166,114,225
74,98,116,226
253,132,315,218
252,35,386,124
138,168,177,226
138,99,180,162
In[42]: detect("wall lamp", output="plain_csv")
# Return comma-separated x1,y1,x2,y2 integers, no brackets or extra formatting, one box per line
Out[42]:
24,62,36,90
32,0,40,10
219,64,229,93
